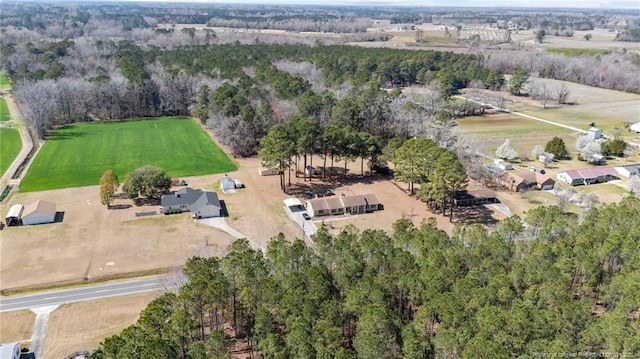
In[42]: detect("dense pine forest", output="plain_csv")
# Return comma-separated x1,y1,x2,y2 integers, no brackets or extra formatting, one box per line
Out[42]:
90,197,640,358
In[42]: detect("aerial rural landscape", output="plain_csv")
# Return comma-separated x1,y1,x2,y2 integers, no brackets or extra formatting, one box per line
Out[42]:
0,1,639,358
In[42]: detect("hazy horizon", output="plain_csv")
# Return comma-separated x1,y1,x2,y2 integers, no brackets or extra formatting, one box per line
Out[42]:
20,0,640,10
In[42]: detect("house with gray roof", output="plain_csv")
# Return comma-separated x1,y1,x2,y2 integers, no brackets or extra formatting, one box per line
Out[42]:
615,163,640,178
160,187,222,218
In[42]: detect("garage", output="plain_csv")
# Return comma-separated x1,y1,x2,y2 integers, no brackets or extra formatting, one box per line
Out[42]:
21,200,56,225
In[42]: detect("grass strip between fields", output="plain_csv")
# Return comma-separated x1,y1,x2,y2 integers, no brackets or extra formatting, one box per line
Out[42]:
0,128,21,176
20,117,237,192
0,97,10,121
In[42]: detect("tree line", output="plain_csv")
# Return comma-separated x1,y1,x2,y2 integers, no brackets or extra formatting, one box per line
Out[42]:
90,196,640,358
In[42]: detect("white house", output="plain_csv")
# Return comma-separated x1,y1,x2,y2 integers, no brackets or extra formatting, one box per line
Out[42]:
557,167,618,186
493,159,513,170
0,342,20,359
615,163,640,178
587,127,604,140
21,200,56,225
220,175,236,192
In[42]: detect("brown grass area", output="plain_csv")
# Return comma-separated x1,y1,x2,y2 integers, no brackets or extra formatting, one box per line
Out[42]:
44,292,157,359
508,28,639,51
0,186,238,291
0,310,35,342
454,111,577,157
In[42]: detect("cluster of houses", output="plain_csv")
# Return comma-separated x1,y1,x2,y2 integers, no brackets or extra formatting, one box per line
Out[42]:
306,193,380,217
494,161,640,191
5,200,57,227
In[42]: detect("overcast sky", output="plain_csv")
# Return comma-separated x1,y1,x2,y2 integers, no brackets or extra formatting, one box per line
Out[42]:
126,0,640,10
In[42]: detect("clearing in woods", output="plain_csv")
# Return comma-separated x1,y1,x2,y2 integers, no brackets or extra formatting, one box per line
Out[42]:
19,117,237,192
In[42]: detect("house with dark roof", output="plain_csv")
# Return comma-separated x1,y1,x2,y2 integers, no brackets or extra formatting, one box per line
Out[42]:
520,171,556,190
496,171,529,192
160,187,222,218
306,193,381,217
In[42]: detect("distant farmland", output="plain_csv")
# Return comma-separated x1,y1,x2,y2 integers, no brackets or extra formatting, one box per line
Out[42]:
20,117,237,192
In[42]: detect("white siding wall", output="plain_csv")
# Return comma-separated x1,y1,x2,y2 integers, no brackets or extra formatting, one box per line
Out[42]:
21,211,55,225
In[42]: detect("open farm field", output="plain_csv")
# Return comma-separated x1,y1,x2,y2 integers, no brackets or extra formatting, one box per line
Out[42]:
454,112,576,157
19,117,237,192
0,97,10,121
0,128,21,176
44,292,157,359
508,28,640,51
499,77,640,137
0,310,35,342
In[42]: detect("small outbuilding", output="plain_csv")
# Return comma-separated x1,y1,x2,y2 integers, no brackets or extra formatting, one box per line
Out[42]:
5,204,23,226
630,122,640,134
21,200,56,226
258,167,278,176
220,176,236,192
493,159,513,170
587,127,604,140
234,179,244,188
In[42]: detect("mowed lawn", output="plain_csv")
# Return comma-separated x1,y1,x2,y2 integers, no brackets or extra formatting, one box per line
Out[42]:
0,128,21,176
0,97,10,121
20,117,237,192
0,72,9,88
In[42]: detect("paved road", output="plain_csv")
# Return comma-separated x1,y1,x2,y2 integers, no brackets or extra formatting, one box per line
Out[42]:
0,276,165,312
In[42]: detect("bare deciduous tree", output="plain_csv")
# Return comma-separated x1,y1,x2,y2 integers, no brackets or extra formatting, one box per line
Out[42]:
628,176,640,196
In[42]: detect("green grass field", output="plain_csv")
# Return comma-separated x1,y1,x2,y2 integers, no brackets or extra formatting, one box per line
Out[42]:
0,97,10,121
0,73,9,88
0,128,21,176
20,117,237,192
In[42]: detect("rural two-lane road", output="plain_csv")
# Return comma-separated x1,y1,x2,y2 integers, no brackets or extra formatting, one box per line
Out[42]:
0,276,165,312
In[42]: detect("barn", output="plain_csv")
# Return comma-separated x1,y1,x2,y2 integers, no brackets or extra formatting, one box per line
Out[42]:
21,200,56,225
5,204,23,226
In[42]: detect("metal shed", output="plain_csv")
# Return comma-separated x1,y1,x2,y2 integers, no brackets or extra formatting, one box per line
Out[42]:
5,204,23,226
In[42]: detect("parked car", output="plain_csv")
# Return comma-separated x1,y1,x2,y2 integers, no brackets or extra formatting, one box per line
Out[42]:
302,213,311,220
